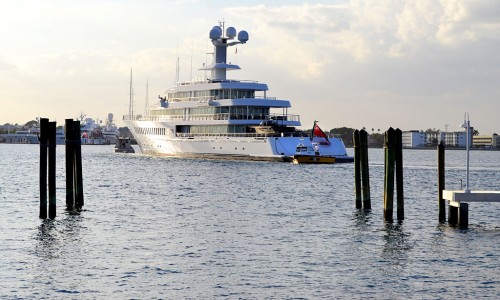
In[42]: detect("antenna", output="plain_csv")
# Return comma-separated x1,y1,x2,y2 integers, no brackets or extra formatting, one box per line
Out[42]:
219,19,225,37
190,37,193,80
176,57,180,84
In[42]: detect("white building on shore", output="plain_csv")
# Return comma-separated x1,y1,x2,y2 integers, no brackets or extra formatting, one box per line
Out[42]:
402,130,472,148
402,130,426,148
473,134,500,149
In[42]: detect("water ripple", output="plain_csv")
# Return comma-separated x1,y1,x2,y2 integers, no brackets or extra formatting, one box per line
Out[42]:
0,145,499,298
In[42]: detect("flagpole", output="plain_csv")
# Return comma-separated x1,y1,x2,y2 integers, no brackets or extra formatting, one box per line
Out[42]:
311,120,317,141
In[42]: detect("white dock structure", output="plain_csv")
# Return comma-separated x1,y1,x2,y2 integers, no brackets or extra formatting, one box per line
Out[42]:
443,191,500,204
440,113,500,228
442,191,500,228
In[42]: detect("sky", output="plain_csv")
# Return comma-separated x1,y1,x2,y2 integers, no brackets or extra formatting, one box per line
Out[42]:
1,0,499,134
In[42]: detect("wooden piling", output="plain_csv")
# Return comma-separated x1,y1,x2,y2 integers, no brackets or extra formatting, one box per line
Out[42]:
360,129,371,209
353,130,362,209
39,118,49,219
448,205,458,226
384,127,396,222
65,119,75,211
395,128,404,221
48,121,57,219
73,121,84,208
459,203,469,229
438,142,446,222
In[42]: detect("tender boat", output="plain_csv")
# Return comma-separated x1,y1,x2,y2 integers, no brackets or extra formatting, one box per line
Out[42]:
114,137,135,153
123,22,353,162
293,137,336,164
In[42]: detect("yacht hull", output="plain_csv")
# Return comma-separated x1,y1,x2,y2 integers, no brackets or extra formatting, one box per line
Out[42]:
125,120,352,162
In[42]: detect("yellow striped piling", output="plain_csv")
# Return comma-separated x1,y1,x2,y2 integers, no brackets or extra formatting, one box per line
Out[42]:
384,127,396,222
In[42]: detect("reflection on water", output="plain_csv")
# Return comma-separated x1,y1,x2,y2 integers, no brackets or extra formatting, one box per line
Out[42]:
36,220,59,259
352,209,373,231
382,223,412,270
35,214,85,261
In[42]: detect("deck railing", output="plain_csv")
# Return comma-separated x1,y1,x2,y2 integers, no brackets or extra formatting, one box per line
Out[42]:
123,113,300,123
176,132,309,138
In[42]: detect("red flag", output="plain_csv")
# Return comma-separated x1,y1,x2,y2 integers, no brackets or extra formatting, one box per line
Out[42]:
313,123,327,138
312,122,330,144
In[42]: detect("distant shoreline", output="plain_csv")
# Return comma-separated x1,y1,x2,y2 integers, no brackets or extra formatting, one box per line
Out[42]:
403,146,499,151
346,146,499,151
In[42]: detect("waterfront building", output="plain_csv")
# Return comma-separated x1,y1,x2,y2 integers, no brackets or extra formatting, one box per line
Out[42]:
440,131,468,147
402,130,426,148
473,133,500,149
402,130,471,148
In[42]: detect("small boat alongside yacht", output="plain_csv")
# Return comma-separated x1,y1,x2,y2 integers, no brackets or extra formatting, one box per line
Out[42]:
292,122,338,164
292,143,336,164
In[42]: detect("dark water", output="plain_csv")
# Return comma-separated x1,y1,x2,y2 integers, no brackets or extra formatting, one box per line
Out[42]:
1,144,499,299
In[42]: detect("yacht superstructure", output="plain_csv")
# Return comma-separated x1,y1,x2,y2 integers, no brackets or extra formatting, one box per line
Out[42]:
123,22,352,162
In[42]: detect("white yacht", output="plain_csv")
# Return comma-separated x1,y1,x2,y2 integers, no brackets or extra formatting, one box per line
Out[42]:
123,22,353,162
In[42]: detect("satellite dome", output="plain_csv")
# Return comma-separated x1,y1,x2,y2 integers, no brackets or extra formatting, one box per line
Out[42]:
238,30,249,43
226,27,237,38
209,26,222,40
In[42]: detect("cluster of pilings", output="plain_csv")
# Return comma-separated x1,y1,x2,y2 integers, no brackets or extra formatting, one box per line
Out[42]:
39,118,84,219
353,127,404,223
383,128,404,222
353,129,371,209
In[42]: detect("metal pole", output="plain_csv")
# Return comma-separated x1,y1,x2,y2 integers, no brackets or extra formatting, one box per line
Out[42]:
460,111,471,193
465,115,470,193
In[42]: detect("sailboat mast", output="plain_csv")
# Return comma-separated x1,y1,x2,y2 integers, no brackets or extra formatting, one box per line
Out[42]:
175,38,180,84
129,68,134,117
145,80,149,114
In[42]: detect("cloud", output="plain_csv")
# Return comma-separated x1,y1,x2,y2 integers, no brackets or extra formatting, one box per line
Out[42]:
0,58,16,72
227,1,500,68
1,1,498,134
223,1,500,133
